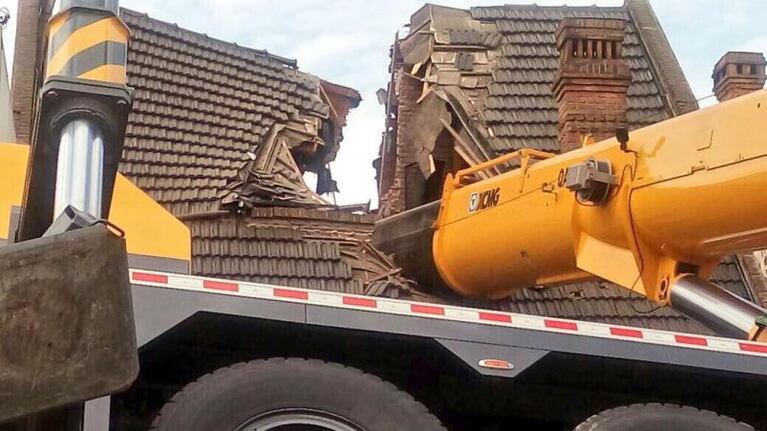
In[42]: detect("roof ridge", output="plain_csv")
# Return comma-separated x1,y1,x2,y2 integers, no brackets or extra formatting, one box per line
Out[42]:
119,7,299,69
624,0,698,115
471,4,627,12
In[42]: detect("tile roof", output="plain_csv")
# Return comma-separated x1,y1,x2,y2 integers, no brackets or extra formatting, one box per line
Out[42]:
112,5,751,335
416,4,678,156
119,9,329,216
116,10,406,295
188,208,411,295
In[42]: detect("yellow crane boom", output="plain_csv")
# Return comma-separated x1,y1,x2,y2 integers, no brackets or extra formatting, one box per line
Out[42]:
431,88,767,341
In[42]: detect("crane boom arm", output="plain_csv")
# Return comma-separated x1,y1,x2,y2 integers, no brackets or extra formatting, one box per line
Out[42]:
431,89,767,341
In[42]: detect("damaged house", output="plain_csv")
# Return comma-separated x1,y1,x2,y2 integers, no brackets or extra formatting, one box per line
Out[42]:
11,5,411,296
116,10,411,294
9,1,766,335
374,1,767,332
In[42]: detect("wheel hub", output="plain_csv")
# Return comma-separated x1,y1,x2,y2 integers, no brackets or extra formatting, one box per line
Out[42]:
236,409,365,431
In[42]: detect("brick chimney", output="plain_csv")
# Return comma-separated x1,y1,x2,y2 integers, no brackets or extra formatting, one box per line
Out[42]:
712,51,766,102
553,18,631,153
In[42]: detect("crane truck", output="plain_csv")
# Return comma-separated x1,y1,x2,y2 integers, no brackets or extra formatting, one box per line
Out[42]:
1,0,767,430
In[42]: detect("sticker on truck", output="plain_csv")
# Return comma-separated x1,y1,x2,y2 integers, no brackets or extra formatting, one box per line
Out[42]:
469,188,500,213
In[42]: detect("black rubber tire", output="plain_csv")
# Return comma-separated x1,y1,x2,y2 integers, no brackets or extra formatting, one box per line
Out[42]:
150,358,446,431
575,404,754,431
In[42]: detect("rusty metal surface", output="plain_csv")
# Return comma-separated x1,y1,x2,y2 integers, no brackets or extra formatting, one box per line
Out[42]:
0,225,137,423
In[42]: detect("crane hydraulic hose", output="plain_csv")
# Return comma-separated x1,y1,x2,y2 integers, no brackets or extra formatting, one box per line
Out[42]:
430,89,767,341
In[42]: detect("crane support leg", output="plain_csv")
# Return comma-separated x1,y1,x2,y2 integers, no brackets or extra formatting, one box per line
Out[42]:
54,118,106,219
16,0,131,241
0,0,135,427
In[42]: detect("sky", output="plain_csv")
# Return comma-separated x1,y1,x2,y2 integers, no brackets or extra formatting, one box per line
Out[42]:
1,0,767,206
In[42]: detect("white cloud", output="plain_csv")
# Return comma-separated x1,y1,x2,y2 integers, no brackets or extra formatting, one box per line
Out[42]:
293,33,375,73
330,100,384,205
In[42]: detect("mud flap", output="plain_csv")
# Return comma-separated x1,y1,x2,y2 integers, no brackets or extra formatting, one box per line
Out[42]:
0,225,137,422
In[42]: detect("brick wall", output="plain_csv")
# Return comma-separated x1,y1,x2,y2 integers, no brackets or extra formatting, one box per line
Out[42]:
552,18,631,153
11,0,53,144
378,71,421,218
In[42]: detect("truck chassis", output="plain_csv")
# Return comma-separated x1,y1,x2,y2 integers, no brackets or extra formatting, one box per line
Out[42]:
84,269,767,430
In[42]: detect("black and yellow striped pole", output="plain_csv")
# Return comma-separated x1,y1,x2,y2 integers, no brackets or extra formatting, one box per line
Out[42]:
45,0,128,85
17,0,132,241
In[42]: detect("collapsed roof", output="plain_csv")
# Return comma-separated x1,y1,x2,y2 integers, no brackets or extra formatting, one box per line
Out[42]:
104,10,421,294
377,1,699,214
119,9,360,216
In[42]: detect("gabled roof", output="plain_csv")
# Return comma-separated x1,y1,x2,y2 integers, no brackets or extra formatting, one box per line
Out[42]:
114,10,411,295
395,1,697,157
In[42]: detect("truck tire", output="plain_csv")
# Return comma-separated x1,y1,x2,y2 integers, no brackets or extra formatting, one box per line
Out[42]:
575,404,754,431
151,358,445,431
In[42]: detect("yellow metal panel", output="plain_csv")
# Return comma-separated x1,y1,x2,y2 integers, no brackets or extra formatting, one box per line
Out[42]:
110,175,191,263
77,64,127,84
575,233,643,294
433,89,767,304
0,142,190,264
47,11,70,40
0,143,29,240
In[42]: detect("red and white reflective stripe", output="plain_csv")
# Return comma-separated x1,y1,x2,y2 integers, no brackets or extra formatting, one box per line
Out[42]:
129,269,767,358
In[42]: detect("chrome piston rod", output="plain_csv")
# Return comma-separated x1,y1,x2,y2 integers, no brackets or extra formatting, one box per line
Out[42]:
53,118,105,219
670,274,767,339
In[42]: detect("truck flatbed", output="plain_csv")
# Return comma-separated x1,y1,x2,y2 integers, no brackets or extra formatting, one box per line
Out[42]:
128,268,767,377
